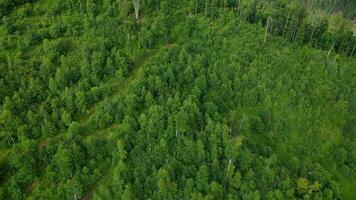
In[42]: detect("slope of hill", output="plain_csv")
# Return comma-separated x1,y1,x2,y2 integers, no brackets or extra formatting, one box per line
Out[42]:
0,0,355,200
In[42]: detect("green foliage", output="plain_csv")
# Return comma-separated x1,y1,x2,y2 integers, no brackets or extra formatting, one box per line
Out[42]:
0,0,355,200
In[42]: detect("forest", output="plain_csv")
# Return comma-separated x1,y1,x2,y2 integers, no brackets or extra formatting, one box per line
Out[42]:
0,0,355,199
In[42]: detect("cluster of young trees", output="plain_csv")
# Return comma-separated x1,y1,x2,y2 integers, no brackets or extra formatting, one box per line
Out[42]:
0,0,355,199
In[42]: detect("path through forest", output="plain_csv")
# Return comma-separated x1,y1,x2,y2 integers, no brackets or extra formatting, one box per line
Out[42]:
25,44,170,199
81,44,175,200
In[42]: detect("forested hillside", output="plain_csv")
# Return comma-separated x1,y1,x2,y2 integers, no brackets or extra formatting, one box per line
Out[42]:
0,0,355,200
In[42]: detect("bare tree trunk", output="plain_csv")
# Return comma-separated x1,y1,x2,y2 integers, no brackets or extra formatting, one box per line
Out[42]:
350,44,355,57
333,55,338,63
237,0,241,15
344,40,351,54
309,21,316,42
239,115,245,130
227,159,232,172
69,171,78,200
132,0,140,21
291,26,298,43
205,0,209,17
327,41,335,58
9,135,15,146
283,13,290,37
264,17,272,46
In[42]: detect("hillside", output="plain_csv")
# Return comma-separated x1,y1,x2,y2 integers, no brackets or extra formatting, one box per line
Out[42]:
0,0,355,200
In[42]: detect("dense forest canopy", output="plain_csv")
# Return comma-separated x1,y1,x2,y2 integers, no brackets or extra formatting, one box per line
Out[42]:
0,0,355,200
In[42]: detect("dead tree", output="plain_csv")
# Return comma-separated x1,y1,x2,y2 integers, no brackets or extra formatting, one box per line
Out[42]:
205,0,209,17
283,13,290,37
350,44,355,57
227,159,232,172
237,0,241,16
264,17,272,46
132,0,140,21
327,41,335,58
309,19,316,42
344,40,351,54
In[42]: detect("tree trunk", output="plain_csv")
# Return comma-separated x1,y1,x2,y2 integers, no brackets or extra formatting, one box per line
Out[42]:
283,13,290,37
9,135,15,146
344,40,351,54
264,17,272,46
333,55,339,64
237,0,241,16
205,0,209,17
291,26,298,43
132,0,140,21
327,41,335,58
227,159,232,172
309,21,316,42
350,44,355,57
